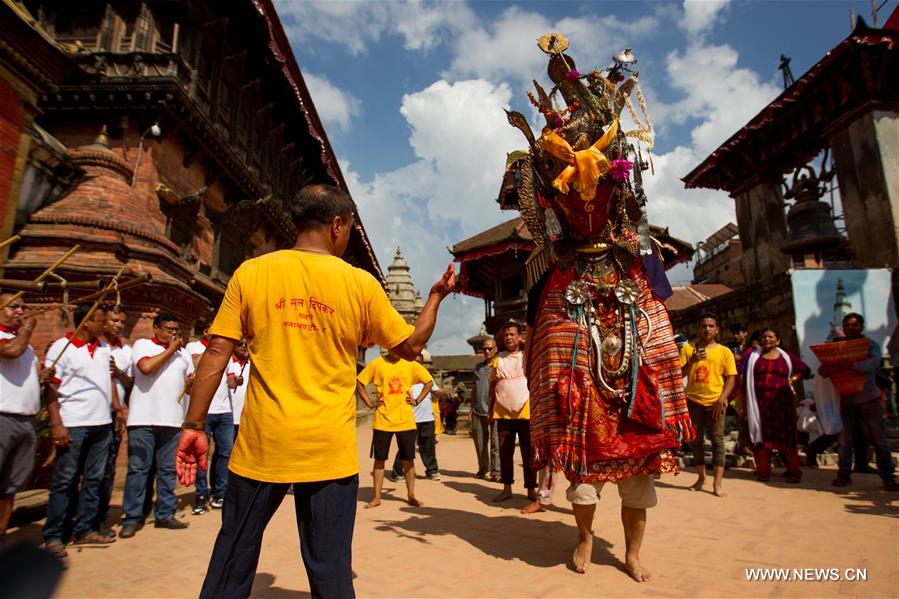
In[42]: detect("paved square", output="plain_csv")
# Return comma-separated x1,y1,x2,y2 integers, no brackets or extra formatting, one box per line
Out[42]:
8,425,897,598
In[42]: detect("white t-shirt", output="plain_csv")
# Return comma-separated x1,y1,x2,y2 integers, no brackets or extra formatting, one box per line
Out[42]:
128,338,194,427
45,335,113,427
185,339,231,415
108,340,133,407
227,358,250,425
0,328,41,416
411,382,438,423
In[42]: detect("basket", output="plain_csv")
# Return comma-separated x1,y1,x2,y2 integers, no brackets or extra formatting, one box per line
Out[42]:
809,338,870,395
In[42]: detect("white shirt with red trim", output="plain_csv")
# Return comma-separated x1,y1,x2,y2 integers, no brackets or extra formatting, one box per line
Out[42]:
0,327,41,416
129,338,195,427
45,335,113,427
227,357,250,424
107,338,133,406
185,338,231,415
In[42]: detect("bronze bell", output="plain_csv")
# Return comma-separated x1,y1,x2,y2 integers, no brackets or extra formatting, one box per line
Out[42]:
781,166,846,255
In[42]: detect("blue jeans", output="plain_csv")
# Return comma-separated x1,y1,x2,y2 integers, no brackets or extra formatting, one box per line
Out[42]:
195,412,235,501
42,424,112,542
121,426,180,525
838,400,896,481
201,472,358,599
96,414,123,526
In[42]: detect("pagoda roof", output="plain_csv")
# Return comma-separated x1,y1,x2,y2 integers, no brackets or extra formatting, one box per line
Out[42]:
451,217,693,268
666,284,734,312
430,354,482,372
682,15,899,194
450,217,533,262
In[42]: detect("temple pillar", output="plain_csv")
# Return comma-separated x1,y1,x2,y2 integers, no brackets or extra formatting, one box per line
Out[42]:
828,110,899,268
732,179,791,281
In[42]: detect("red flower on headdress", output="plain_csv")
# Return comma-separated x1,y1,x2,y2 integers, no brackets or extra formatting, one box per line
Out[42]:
565,68,581,82
610,159,634,182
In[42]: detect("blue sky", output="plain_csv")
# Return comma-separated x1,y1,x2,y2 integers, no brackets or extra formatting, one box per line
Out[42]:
273,0,897,354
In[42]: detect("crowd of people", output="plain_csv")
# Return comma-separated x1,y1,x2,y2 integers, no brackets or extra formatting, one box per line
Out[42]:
677,311,896,494
0,296,251,557
0,184,895,599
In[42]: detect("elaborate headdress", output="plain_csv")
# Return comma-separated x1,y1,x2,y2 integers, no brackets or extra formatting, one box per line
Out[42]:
504,34,656,288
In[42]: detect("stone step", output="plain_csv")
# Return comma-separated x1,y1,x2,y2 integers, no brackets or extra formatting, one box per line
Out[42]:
679,450,898,469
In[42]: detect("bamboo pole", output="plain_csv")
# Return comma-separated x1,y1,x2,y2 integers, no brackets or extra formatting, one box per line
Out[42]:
0,245,80,310
0,235,21,251
47,264,127,370
26,274,152,316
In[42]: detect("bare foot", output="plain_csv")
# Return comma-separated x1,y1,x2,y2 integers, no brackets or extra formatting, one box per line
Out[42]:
407,496,424,507
527,490,539,502
572,537,593,573
626,555,651,582
689,477,705,491
364,498,382,509
713,483,727,497
520,501,545,514
492,490,512,502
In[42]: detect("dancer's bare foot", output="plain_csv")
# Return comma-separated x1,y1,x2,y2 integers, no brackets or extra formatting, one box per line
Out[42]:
407,496,424,507
689,477,705,491
713,482,727,497
527,489,539,501
572,537,593,573
364,498,382,509
492,490,512,502
626,555,651,582
520,500,545,514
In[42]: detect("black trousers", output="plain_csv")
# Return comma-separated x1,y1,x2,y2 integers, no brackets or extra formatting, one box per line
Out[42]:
201,471,358,599
497,419,537,488
391,421,438,477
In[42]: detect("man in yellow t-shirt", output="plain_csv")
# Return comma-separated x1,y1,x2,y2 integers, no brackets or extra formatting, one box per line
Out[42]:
174,185,456,599
356,355,432,509
680,312,737,497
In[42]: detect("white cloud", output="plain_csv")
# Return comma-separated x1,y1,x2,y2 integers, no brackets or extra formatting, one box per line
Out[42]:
342,79,528,354
273,0,475,55
663,41,780,156
444,6,663,86
303,72,362,132
679,0,731,37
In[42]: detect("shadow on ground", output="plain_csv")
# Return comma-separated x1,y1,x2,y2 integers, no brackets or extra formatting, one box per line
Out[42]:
373,505,619,571
250,573,311,598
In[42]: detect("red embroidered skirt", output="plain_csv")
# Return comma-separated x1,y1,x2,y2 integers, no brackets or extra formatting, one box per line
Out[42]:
529,262,692,483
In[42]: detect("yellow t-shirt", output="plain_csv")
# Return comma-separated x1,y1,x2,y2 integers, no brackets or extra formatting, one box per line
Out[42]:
679,343,738,406
208,250,414,483
490,353,530,419
358,357,432,432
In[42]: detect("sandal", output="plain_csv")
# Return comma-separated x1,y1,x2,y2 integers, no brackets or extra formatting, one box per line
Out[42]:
832,476,851,487
74,531,116,545
44,540,68,558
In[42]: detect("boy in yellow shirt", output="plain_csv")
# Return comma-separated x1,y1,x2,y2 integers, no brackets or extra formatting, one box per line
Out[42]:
680,312,737,497
175,185,455,599
357,355,432,508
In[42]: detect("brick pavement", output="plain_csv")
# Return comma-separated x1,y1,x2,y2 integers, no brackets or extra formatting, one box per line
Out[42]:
6,425,897,598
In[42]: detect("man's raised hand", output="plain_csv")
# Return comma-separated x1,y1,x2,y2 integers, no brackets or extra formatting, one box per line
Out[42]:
429,264,457,298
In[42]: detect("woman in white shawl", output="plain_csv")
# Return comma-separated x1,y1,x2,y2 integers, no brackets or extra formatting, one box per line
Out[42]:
738,329,811,483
